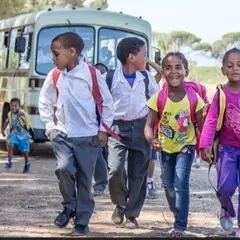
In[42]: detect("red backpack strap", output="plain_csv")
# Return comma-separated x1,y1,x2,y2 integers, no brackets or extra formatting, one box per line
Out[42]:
153,82,168,136
157,82,168,117
87,64,120,141
52,68,61,98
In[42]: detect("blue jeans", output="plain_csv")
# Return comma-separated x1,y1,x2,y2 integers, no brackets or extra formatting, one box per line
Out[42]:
161,145,195,230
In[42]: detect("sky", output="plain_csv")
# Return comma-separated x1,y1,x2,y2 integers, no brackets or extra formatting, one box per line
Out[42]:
106,0,239,65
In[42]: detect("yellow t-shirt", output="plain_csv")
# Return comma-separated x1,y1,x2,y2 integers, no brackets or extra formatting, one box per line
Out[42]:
147,92,205,153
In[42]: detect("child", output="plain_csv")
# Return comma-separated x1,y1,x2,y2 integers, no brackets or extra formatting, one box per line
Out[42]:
38,32,114,236
94,63,108,75
200,48,240,235
92,62,109,197
145,52,204,237
106,37,159,228
2,98,32,173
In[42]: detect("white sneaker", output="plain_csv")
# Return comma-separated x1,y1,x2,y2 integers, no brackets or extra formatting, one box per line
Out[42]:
235,229,240,238
219,209,233,231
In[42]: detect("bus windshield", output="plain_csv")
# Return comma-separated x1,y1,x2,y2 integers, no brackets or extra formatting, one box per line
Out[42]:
98,28,147,69
36,26,95,75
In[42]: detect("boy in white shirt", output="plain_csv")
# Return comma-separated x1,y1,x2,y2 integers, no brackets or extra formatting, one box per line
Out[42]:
38,32,114,236
105,37,159,228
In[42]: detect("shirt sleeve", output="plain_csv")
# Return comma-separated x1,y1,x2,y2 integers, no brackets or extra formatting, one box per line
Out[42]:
199,92,219,149
95,70,114,132
146,71,160,97
147,91,159,112
38,69,57,133
195,94,205,113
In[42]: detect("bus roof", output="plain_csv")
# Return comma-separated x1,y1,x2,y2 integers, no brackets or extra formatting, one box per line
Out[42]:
0,8,151,33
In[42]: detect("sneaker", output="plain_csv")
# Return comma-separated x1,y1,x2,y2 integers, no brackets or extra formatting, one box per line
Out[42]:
71,225,89,236
54,208,75,228
23,162,31,173
147,181,158,198
235,228,240,238
219,209,233,231
171,229,186,237
4,163,12,169
93,189,104,197
111,205,125,225
124,217,139,229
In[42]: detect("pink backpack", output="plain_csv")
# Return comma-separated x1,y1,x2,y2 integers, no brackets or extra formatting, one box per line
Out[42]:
51,65,120,141
155,81,208,154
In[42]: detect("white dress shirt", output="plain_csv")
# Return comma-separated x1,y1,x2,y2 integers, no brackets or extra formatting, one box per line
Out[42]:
105,67,159,121
38,60,114,138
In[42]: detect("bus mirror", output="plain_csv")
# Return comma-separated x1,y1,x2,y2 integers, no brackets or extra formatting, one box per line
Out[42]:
15,36,26,53
154,51,161,65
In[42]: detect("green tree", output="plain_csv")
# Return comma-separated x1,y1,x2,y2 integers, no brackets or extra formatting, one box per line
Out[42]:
0,0,108,19
89,0,108,8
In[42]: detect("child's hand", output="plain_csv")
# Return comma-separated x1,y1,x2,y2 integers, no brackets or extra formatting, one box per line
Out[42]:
151,138,162,151
98,131,107,146
200,148,212,164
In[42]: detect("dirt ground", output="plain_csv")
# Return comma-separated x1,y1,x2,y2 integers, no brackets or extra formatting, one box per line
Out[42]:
0,140,238,238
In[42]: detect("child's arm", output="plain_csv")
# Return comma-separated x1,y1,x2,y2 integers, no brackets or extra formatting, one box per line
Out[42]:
147,60,162,84
144,109,161,150
200,92,219,162
38,70,57,136
96,70,114,144
2,118,9,137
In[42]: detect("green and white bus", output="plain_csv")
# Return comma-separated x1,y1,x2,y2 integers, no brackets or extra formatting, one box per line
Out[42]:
0,7,160,142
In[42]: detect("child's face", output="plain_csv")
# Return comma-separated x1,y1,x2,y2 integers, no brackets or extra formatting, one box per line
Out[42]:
51,41,77,70
162,56,186,87
222,53,240,83
95,65,107,75
128,45,147,71
10,101,20,113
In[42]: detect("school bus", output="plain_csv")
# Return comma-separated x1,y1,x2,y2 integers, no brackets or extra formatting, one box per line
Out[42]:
0,7,160,142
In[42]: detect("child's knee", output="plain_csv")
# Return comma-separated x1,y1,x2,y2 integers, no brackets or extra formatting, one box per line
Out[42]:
55,162,76,178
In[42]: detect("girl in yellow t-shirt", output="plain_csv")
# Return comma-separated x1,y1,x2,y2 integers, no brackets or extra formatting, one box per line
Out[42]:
144,52,204,237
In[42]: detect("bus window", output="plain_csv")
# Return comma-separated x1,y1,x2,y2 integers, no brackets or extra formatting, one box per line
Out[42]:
98,28,148,69
0,31,4,69
9,29,19,69
36,26,95,75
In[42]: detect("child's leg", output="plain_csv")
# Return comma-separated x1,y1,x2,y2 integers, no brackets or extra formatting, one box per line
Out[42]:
147,149,158,198
161,151,177,213
5,143,14,168
72,136,99,230
173,145,195,231
216,144,238,224
93,147,108,196
19,139,31,173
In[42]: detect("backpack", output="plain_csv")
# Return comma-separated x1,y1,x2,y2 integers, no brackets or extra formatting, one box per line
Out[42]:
52,64,120,141
211,84,226,165
7,111,34,142
155,81,208,154
105,69,150,100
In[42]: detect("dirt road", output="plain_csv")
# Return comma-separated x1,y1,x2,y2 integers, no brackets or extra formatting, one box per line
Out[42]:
0,141,237,237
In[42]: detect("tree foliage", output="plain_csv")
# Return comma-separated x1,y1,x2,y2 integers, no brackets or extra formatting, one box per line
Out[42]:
0,0,108,19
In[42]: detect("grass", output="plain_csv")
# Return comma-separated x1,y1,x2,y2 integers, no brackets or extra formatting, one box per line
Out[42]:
189,66,226,84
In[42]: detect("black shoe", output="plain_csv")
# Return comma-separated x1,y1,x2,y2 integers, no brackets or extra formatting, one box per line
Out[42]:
111,205,125,225
71,225,89,236
125,217,139,229
54,208,75,228
23,162,31,173
93,189,104,197
4,163,12,169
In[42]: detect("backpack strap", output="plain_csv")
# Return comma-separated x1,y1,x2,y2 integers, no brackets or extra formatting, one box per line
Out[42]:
157,82,168,118
8,112,12,130
140,70,150,100
216,84,226,132
52,68,61,97
185,86,198,124
105,69,115,92
88,64,120,141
